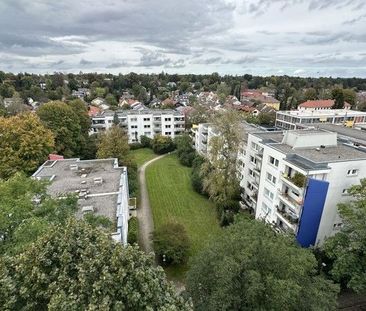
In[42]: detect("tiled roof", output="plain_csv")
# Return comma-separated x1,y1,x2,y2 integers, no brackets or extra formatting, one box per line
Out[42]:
299,99,334,108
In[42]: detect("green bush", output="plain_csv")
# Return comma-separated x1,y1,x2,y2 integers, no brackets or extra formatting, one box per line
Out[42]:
128,217,139,244
291,172,306,188
175,134,195,167
129,142,143,150
191,155,206,195
153,222,190,266
140,135,152,148
151,135,175,154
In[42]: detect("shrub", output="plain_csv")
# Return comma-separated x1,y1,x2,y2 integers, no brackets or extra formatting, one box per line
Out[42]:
129,142,143,150
153,222,190,265
191,155,206,195
128,217,139,244
175,134,195,167
151,135,175,154
140,135,152,148
127,162,138,197
291,172,306,188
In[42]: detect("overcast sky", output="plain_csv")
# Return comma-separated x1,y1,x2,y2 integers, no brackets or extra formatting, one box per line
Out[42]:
1,0,366,77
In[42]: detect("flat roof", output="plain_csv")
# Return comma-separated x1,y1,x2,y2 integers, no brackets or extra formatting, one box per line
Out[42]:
277,109,366,118
314,124,366,146
93,109,184,118
33,158,126,221
251,129,366,170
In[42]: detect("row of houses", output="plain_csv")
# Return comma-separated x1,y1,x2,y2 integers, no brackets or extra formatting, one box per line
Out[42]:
192,119,366,247
91,109,186,143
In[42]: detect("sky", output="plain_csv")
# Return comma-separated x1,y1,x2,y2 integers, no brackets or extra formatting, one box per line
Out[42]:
0,0,366,77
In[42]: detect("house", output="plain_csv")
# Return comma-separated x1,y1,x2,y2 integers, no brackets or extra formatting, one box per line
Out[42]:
32,158,130,245
88,105,101,117
91,109,185,143
149,98,162,108
91,97,110,111
298,99,351,111
72,88,90,100
239,129,366,247
240,89,280,110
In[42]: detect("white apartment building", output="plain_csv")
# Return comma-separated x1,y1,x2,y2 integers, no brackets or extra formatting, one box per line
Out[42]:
91,109,185,143
32,158,131,245
276,108,366,130
239,129,366,247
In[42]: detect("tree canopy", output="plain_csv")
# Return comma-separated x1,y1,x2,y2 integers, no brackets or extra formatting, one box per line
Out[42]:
0,113,54,179
323,179,366,294
0,219,191,310
37,101,82,157
186,217,339,311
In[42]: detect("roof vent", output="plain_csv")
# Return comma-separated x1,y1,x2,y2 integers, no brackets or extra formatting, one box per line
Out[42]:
82,205,94,213
94,177,103,185
315,147,320,151
320,145,326,149
70,164,78,171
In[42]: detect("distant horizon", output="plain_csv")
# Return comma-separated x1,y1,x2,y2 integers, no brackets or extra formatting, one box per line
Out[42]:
1,1,366,77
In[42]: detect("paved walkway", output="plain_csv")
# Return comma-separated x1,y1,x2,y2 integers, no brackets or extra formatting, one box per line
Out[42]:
136,154,167,253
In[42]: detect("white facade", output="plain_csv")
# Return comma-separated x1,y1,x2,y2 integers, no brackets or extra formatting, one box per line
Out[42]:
276,109,366,130
91,109,185,143
239,130,366,246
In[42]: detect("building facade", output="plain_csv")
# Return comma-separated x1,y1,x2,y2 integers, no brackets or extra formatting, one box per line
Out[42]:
276,108,366,129
239,129,366,247
32,158,130,245
91,109,185,143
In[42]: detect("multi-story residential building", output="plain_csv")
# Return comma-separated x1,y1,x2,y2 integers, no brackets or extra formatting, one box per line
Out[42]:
276,107,366,129
91,109,185,143
239,129,366,247
32,158,131,245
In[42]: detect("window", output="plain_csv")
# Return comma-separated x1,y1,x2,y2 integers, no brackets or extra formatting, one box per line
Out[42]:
247,182,254,191
130,117,137,122
266,172,277,184
269,156,279,167
144,125,150,128
131,125,137,129
143,118,150,121
165,118,171,121
108,120,112,123
251,142,258,150
249,169,255,177
144,132,151,136
264,187,274,201
347,169,358,176
165,132,171,135
262,202,271,215
165,125,171,128
250,156,257,164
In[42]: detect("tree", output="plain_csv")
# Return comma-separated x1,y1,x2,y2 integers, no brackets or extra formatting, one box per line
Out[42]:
105,93,118,107
138,135,151,148
0,219,191,310
0,173,77,255
201,110,243,205
175,134,195,167
258,112,276,126
97,125,132,167
332,88,345,109
323,179,366,294
151,135,175,154
0,113,54,179
153,222,190,265
186,217,339,311
216,82,231,103
191,155,206,195
342,88,356,107
37,101,81,157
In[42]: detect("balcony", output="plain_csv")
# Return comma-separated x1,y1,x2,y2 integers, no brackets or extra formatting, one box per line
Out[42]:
281,172,306,193
278,191,302,212
276,205,299,225
153,119,161,124
92,123,106,128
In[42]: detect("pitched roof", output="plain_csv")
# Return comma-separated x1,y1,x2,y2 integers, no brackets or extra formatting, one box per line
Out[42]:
88,105,101,117
299,99,335,108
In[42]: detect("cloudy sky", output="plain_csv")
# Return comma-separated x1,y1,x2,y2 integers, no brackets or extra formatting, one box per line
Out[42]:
1,0,366,77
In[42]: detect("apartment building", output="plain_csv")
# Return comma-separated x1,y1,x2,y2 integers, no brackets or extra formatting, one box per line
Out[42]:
32,158,130,245
91,109,185,143
239,129,366,247
276,108,366,129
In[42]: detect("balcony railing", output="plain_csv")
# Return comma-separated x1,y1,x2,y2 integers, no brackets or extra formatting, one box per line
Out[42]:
278,191,302,211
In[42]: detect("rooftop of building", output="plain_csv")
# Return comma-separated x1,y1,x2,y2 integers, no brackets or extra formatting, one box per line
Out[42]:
32,158,127,221
252,129,366,170
312,124,366,146
276,109,366,117
92,109,184,118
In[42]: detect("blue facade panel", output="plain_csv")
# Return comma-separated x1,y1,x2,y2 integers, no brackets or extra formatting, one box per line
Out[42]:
296,178,329,247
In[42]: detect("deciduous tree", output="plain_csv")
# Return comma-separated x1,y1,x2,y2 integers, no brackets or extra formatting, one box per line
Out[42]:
0,220,192,310
186,217,339,311
323,179,366,294
0,113,54,179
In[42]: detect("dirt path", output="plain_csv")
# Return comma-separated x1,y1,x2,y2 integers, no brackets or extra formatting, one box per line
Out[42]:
136,154,167,253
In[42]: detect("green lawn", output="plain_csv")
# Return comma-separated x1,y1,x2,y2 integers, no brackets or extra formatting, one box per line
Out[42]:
145,154,221,280
130,148,157,167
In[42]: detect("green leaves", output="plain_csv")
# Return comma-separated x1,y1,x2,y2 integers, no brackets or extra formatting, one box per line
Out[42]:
186,218,339,311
